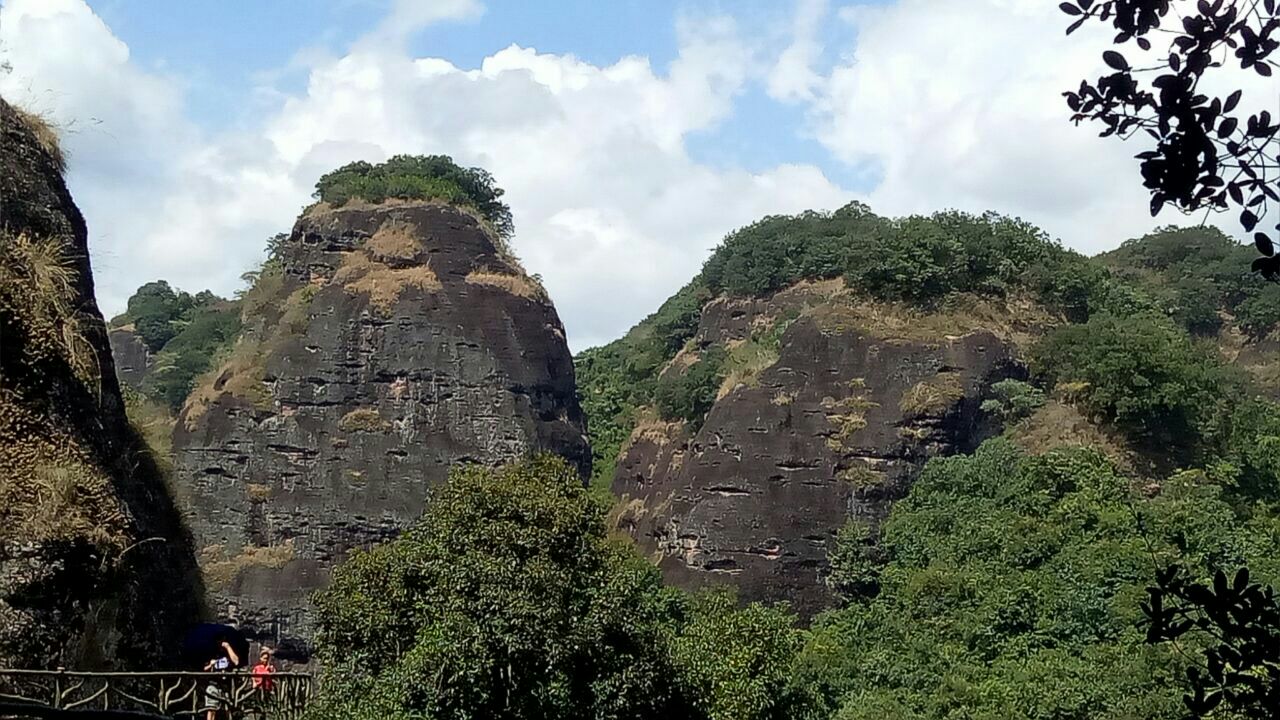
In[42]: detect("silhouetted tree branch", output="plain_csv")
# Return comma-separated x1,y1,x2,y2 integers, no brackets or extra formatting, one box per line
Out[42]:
1061,0,1280,277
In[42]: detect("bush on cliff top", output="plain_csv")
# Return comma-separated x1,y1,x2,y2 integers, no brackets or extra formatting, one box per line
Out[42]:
313,154,514,240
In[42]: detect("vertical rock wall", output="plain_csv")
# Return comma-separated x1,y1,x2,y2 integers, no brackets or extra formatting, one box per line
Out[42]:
0,97,202,668
613,284,1020,617
172,201,589,658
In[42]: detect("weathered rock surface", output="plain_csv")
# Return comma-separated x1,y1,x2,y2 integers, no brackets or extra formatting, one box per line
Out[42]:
612,284,1020,618
0,97,202,668
173,200,589,658
108,327,152,392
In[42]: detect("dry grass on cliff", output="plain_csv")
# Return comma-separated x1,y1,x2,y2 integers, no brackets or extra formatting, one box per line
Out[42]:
807,290,1057,351
366,220,423,263
0,403,127,549
12,105,66,175
201,542,295,591
336,249,442,313
899,372,966,418
303,197,522,269
465,269,544,300
839,463,887,490
1007,400,1136,473
628,408,684,447
717,337,781,400
0,231,98,389
338,407,391,433
183,340,271,429
823,380,880,452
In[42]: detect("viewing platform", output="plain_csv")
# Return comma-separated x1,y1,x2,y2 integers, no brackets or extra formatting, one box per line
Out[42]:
0,669,313,720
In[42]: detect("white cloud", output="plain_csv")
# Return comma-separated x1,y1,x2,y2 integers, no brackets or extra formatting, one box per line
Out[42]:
0,0,853,351
809,0,1265,254
767,0,828,103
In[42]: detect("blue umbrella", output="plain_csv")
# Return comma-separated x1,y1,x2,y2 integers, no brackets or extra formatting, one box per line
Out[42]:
181,623,249,671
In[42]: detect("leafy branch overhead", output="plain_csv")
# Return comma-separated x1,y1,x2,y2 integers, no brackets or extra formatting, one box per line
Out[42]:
1144,566,1280,717
1060,0,1280,277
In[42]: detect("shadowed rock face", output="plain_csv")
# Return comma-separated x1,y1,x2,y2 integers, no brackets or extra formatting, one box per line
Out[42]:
0,97,202,668
173,201,589,659
108,327,152,392
612,288,1018,618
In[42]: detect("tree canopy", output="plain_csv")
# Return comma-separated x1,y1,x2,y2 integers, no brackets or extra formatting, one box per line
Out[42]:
313,155,514,240
111,281,241,411
308,455,810,720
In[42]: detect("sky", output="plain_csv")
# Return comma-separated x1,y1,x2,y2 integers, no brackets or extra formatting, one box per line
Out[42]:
0,0,1267,351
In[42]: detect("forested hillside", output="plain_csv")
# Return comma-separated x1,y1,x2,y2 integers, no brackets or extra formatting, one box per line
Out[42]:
561,202,1280,718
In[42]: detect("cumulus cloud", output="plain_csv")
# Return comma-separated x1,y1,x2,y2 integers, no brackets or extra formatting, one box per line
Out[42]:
807,0,1265,254
0,0,850,350
767,0,828,103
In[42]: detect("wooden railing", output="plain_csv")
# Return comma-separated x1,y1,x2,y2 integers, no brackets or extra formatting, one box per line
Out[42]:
0,670,313,719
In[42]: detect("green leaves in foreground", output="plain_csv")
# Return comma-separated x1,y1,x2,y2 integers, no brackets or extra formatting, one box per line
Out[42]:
309,454,808,720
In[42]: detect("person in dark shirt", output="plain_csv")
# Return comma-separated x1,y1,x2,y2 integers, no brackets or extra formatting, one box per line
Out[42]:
203,639,240,720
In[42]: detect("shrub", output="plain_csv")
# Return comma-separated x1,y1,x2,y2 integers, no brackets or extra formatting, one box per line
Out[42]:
825,519,886,603
313,155,514,240
980,379,1047,425
1031,313,1231,445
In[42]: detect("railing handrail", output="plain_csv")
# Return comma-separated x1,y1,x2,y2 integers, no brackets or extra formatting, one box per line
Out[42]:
0,670,313,679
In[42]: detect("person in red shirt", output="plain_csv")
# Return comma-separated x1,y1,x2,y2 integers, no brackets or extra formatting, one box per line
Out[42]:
251,648,275,692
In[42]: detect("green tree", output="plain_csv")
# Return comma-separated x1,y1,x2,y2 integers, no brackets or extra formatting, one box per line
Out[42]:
654,345,726,425
310,454,688,720
314,155,514,240
1031,312,1231,445
796,440,1280,720
672,589,811,720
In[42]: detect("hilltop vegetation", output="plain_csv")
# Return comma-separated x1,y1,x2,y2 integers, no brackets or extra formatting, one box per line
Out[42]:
1098,226,1280,338
313,154,514,240
577,202,1139,487
109,281,241,412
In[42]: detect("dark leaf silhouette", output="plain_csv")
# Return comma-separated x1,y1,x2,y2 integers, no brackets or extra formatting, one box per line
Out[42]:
1062,0,1280,279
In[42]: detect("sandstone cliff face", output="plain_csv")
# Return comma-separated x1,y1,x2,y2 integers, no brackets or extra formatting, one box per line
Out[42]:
108,327,152,392
0,98,202,668
612,282,1023,617
173,200,589,658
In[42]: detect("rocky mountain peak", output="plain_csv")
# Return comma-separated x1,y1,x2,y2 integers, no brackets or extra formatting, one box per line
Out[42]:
173,197,588,658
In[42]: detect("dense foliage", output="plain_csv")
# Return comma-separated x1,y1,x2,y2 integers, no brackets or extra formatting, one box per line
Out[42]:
1031,312,1233,445
701,203,1115,317
1097,226,1279,337
797,440,1280,720
111,281,241,411
313,155,514,240
309,455,809,720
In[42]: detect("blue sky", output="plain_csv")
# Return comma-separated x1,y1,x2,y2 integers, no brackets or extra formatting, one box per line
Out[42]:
88,0,869,187
0,0,1217,349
